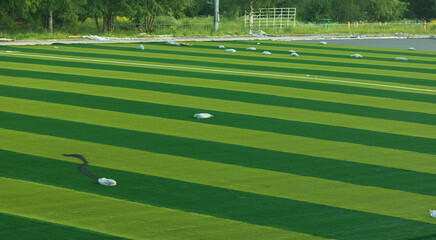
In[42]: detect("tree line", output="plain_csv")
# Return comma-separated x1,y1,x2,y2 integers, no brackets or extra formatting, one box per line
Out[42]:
0,0,434,33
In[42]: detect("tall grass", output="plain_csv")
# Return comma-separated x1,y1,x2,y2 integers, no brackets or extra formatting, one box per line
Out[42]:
0,16,434,40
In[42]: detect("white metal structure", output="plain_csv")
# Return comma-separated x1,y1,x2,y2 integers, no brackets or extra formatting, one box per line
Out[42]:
245,8,296,29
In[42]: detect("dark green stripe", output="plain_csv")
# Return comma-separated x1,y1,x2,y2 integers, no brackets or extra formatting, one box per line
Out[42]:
5,47,436,88
2,150,436,240
1,85,436,155
67,43,436,74
0,212,126,240
0,69,435,126
1,56,435,106
1,111,436,196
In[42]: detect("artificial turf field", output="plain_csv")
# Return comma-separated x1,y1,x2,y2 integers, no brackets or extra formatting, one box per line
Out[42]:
0,39,435,240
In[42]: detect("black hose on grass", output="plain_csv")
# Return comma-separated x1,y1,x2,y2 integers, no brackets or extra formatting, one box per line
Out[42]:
63,154,98,181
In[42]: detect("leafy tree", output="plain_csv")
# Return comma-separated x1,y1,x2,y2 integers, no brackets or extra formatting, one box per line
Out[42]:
130,0,193,32
300,0,332,22
402,0,436,20
87,0,131,32
366,0,407,21
0,0,38,26
330,0,365,22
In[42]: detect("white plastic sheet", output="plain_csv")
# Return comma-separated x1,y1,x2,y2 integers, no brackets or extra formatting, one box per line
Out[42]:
225,49,237,52
194,113,214,119
98,177,117,186
262,51,272,55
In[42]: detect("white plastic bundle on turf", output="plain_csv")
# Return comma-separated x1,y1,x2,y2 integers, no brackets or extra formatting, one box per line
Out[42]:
395,57,408,61
430,210,436,218
262,51,272,55
218,45,225,49
246,47,256,51
194,113,214,119
288,50,296,53
350,54,363,58
319,41,327,45
167,41,175,45
137,44,145,50
291,52,299,57
98,177,116,186
225,49,237,52
409,47,415,51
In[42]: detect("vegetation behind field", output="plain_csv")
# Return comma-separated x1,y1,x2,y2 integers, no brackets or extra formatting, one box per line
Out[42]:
0,0,435,40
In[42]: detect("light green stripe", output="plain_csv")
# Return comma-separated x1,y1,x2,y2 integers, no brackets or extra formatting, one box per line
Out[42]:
0,177,312,240
1,77,435,140
2,61,436,115
1,129,436,225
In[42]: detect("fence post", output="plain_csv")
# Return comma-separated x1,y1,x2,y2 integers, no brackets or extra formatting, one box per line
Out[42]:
424,20,427,30
348,21,350,30
379,21,382,27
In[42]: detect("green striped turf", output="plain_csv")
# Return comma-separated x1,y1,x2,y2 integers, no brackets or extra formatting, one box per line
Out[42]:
2,110,436,196
1,74,436,128
0,212,126,240
215,40,436,59
1,56,436,105
1,41,435,239
4,47,435,88
0,69,435,126
2,149,436,240
1,85,435,154
69,43,436,74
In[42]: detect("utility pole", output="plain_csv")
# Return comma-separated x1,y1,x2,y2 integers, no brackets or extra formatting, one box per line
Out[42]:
214,0,219,31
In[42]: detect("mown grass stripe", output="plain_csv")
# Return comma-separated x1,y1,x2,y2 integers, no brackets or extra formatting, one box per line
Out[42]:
2,108,436,195
1,177,312,240
2,63,436,116
0,54,435,103
69,43,436,75
2,129,436,226
2,150,436,240
2,93,436,159
1,77,435,140
0,69,435,126
0,212,127,240
5,47,436,88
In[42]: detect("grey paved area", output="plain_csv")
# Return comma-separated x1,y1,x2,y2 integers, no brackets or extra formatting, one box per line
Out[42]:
0,34,434,48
